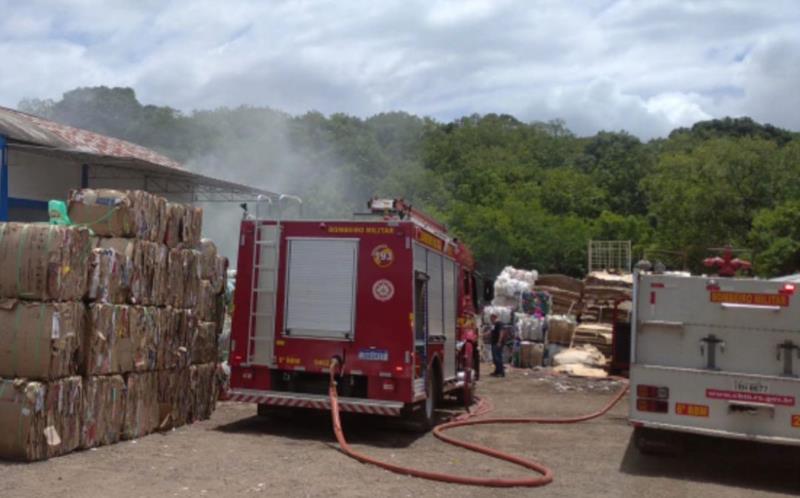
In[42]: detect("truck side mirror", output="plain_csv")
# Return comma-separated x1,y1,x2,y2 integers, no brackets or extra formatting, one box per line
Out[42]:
483,280,494,304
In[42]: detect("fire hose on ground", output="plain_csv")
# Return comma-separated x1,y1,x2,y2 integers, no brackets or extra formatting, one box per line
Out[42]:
327,357,629,488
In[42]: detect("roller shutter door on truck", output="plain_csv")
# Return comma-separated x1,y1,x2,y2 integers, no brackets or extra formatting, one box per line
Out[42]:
284,238,358,340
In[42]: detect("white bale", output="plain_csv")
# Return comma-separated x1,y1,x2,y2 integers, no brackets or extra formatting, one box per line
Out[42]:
553,344,606,368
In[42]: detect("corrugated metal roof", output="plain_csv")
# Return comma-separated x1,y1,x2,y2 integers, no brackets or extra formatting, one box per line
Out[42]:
0,105,183,170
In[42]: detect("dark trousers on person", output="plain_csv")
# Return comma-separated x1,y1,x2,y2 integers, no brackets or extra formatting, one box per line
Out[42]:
491,343,505,376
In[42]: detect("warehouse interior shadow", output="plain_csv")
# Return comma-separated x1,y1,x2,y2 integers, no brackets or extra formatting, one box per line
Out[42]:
619,431,800,494
214,406,434,449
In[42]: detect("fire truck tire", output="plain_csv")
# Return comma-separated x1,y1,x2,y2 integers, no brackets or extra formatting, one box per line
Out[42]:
407,367,439,432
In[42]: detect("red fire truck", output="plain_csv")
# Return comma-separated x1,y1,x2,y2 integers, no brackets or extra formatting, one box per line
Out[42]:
227,198,481,428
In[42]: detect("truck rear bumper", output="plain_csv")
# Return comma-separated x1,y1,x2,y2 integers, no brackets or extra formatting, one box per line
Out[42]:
630,419,800,447
228,389,404,417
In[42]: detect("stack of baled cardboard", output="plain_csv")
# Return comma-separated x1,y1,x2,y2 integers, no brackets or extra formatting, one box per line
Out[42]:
0,189,227,461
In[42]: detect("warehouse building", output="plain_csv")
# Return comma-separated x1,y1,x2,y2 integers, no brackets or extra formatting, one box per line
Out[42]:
0,106,273,222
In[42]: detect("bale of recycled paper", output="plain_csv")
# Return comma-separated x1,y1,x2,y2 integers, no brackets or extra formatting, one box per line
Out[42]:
156,307,181,370
0,300,85,380
81,375,126,449
197,280,216,322
0,223,92,301
149,243,170,306
0,379,48,461
86,247,126,304
157,368,191,430
129,306,159,372
123,372,159,440
198,239,218,280
192,321,218,365
182,250,201,310
166,248,187,308
181,206,203,248
85,304,132,375
68,189,168,241
189,363,217,422
129,190,167,242
67,189,137,238
210,256,228,294
162,309,192,370
164,203,186,249
547,315,576,345
44,376,83,458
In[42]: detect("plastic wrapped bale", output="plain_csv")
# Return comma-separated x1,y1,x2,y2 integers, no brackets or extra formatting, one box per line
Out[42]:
0,379,48,461
192,321,218,365
129,306,159,372
0,300,85,380
81,375,126,449
86,304,132,375
493,266,538,302
157,368,191,430
0,223,92,301
86,248,126,304
123,372,159,440
482,305,512,324
189,363,217,422
45,376,83,458
515,313,545,342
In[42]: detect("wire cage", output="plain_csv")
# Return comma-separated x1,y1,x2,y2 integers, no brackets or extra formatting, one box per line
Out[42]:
588,240,632,274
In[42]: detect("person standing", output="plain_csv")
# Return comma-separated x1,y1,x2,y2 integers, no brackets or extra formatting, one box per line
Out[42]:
489,313,506,377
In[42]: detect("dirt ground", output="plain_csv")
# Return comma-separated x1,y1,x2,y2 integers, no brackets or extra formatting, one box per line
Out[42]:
2,364,800,498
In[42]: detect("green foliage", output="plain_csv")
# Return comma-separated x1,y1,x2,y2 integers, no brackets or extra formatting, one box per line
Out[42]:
17,87,800,277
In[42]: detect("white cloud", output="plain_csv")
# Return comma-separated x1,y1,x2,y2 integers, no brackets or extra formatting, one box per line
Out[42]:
0,0,798,138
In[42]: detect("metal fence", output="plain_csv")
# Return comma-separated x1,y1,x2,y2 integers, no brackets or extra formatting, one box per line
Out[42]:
588,240,632,273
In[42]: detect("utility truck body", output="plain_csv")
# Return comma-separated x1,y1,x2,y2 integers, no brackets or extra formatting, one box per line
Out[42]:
630,272,800,446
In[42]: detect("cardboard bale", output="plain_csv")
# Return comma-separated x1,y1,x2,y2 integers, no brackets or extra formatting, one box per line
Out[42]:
150,243,170,306
129,306,160,372
0,300,85,380
86,248,126,304
198,239,218,280
213,293,227,337
123,372,159,440
182,250,201,310
129,190,164,242
189,363,217,422
155,307,180,370
161,309,192,370
164,203,185,249
86,304,132,375
167,249,187,308
0,223,91,301
197,280,216,322
547,315,576,345
81,375,126,449
0,379,48,461
192,321,218,365
181,206,203,248
207,255,227,295
157,368,190,430
535,274,585,296
68,189,136,238
45,376,83,458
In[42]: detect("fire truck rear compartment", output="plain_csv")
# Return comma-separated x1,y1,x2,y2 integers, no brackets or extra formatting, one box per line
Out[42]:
271,370,368,398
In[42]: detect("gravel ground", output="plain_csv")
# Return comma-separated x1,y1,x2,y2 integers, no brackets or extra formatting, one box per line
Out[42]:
2,364,799,497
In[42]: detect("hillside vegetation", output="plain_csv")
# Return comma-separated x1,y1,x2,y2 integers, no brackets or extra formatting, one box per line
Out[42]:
19,87,800,277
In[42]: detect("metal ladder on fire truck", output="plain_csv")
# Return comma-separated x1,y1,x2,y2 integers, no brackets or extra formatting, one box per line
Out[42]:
245,194,303,366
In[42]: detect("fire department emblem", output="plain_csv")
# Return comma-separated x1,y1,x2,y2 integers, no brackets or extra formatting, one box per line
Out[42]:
371,244,394,268
372,279,395,302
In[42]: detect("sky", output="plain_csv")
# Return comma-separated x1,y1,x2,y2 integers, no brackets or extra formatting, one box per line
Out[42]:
1,0,799,139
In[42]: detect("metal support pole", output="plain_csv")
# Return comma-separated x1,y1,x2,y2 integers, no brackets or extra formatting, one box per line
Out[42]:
0,135,8,221
81,164,89,188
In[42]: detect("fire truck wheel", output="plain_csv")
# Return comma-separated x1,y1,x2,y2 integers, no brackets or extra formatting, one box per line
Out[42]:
406,367,439,432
